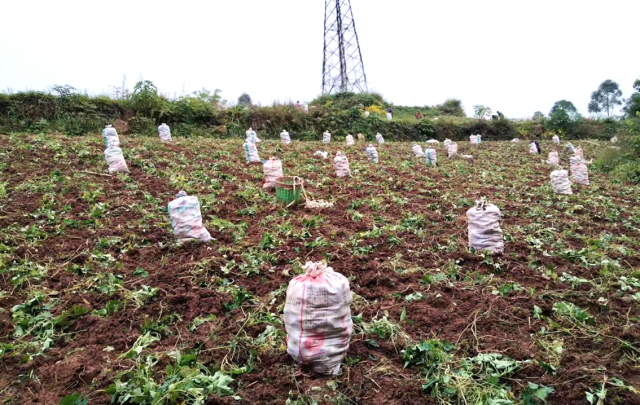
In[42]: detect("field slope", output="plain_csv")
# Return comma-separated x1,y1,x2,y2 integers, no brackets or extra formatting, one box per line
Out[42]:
0,134,638,404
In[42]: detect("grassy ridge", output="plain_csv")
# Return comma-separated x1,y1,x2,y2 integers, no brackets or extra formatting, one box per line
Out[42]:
0,88,624,141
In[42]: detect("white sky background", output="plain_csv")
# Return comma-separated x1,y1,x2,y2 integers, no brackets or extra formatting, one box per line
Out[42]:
0,0,638,118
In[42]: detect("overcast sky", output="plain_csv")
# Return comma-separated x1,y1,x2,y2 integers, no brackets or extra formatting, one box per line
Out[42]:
1,0,638,118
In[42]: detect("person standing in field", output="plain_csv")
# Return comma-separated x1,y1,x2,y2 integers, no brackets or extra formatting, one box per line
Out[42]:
387,107,393,121
296,101,301,109
415,111,423,120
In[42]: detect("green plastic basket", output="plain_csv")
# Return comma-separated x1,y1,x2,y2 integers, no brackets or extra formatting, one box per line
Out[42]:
275,176,303,207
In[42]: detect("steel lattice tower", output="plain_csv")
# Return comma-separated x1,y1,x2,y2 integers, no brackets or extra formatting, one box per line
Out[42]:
322,0,368,95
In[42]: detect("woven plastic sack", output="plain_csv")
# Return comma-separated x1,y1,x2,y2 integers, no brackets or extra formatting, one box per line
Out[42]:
314,151,328,159
466,201,504,253
565,143,575,154
357,133,365,141
246,128,261,144
334,152,351,177
158,123,172,142
574,147,584,159
280,130,291,145
346,134,355,146
447,142,458,158
284,261,353,375
263,158,283,190
470,135,478,144
426,139,439,144
376,133,385,144
511,138,520,142
529,141,539,154
412,144,424,157
243,141,261,163
168,191,212,242
552,135,560,145
477,134,482,144
323,131,331,144
365,144,379,163
547,151,559,165
570,156,589,185
550,169,572,195
102,125,120,148
611,136,618,143
443,138,452,147
104,147,129,173
425,148,437,166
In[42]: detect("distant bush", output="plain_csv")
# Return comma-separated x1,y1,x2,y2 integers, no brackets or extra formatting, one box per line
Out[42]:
594,113,640,183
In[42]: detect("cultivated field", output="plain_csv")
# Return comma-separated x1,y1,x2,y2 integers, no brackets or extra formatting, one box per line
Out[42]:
0,134,638,404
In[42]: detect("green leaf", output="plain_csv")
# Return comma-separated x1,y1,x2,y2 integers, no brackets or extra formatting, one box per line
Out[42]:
133,267,148,278
59,393,87,405
400,307,406,322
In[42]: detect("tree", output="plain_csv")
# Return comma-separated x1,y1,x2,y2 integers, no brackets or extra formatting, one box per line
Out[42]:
588,79,623,117
131,80,168,118
550,100,579,118
237,93,252,106
473,105,492,119
192,88,223,106
623,78,640,118
548,100,581,134
532,111,545,121
436,99,465,117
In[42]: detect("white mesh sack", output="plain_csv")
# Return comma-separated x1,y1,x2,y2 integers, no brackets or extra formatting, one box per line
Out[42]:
167,190,212,242
243,141,261,163
158,123,172,142
447,142,458,158
104,147,129,174
365,144,379,163
547,151,559,165
466,200,504,253
263,158,283,190
102,125,120,148
346,134,355,146
552,135,560,145
323,131,332,144
283,261,353,375
550,169,573,195
425,148,437,166
334,152,351,177
529,142,539,154
280,130,291,145
570,156,590,185
376,133,385,144
412,144,424,157
245,128,261,144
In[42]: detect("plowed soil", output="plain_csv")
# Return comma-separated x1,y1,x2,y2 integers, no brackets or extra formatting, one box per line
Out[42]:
0,133,638,404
